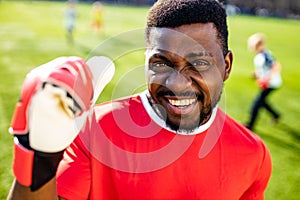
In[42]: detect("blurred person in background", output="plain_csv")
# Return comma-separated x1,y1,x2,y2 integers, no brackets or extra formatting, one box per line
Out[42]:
64,0,77,44
245,33,282,131
91,1,104,34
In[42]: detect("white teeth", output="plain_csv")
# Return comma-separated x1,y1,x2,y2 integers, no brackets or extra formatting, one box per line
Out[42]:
168,99,196,107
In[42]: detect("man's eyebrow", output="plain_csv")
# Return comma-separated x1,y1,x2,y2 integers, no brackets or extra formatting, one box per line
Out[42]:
186,52,213,58
149,50,170,60
150,53,168,60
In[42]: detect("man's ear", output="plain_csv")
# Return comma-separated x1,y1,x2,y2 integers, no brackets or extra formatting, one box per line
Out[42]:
223,50,233,81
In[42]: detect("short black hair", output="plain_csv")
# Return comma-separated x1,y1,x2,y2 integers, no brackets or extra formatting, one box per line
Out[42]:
146,0,228,56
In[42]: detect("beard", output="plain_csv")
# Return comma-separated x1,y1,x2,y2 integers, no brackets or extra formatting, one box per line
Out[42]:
165,107,212,134
150,88,223,134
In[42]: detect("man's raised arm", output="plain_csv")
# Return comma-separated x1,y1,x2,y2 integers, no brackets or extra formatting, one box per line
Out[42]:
6,57,94,199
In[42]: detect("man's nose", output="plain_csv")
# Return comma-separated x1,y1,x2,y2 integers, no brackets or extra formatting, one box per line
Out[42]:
165,70,192,92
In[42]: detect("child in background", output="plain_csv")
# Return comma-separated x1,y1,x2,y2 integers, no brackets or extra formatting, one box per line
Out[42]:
65,0,77,44
245,33,282,130
91,1,104,34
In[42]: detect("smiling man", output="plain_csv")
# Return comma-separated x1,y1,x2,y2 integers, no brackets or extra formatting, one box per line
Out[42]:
145,24,229,133
8,0,272,199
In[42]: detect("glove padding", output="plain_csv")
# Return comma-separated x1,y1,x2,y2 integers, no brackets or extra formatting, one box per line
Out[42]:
10,56,93,139
9,56,115,190
29,83,89,152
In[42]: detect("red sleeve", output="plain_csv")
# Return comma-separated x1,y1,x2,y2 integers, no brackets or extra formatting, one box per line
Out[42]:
56,134,91,200
240,142,272,200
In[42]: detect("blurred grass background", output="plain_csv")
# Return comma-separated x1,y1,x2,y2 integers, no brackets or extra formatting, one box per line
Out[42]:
0,1,300,199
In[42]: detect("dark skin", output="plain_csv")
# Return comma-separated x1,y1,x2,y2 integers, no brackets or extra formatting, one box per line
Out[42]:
7,178,60,200
146,23,233,132
7,22,233,199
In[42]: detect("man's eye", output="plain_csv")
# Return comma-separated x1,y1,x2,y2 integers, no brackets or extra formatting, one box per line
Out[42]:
153,62,167,67
191,59,210,66
191,59,211,71
149,62,171,73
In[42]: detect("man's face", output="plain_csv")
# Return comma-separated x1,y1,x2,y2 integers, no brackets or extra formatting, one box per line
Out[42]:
145,23,232,132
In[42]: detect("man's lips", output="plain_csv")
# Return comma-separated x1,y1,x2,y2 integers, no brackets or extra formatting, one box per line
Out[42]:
156,90,202,115
165,96,197,115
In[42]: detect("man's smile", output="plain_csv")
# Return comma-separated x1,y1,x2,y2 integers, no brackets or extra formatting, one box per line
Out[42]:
165,96,198,115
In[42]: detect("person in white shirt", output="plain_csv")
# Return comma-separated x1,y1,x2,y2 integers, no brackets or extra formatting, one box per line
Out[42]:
245,33,282,130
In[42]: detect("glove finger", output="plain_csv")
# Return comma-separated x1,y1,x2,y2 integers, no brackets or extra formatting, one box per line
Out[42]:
86,56,115,104
43,83,82,117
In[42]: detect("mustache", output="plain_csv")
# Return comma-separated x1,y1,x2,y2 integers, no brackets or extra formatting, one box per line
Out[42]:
157,89,204,101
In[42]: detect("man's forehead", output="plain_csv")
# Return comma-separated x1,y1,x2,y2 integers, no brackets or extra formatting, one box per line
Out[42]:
147,31,210,58
148,48,213,58
147,23,217,55
149,27,197,43
148,23,216,41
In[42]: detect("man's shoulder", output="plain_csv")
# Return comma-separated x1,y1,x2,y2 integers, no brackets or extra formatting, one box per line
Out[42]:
221,110,267,149
93,93,143,120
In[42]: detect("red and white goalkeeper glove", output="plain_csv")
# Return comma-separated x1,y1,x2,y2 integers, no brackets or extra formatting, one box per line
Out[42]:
9,56,115,190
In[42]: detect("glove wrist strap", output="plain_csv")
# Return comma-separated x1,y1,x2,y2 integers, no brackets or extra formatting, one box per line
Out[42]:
13,137,34,187
13,137,64,191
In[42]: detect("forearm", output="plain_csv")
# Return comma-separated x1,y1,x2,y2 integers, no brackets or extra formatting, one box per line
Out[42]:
7,56,113,200
262,61,281,80
270,61,281,76
7,57,94,199
7,177,58,200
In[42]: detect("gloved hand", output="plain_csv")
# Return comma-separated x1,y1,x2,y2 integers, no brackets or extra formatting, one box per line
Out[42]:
9,56,115,191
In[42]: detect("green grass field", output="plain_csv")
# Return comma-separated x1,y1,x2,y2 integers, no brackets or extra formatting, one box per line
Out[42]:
1,1,300,199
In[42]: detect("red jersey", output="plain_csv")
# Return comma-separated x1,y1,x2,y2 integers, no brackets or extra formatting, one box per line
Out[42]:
57,93,272,200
